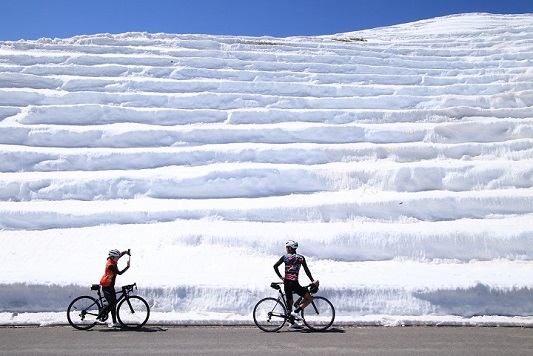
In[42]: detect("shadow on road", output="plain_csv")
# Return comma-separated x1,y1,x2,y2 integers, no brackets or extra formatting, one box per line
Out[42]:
97,326,168,333
285,327,345,334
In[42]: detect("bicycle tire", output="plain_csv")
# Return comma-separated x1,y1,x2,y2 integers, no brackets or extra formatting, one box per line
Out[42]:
116,295,150,329
67,295,101,330
253,297,287,332
302,296,335,332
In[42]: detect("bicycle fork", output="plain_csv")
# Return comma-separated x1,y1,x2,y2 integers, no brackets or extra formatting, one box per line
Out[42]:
125,298,136,314
309,300,319,315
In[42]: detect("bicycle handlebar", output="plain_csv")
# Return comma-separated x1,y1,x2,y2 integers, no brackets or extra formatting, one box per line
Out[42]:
122,283,137,293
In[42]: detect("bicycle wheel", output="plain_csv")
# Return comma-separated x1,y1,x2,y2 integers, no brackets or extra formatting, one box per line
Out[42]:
302,296,335,331
116,295,150,329
67,296,101,330
253,297,287,332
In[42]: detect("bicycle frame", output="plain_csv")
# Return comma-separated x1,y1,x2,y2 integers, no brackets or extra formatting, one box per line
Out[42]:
94,283,137,316
273,281,328,320
68,282,150,330
254,282,335,332
269,282,307,316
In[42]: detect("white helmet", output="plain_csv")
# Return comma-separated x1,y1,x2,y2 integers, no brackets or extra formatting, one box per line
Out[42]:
285,240,298,250
108,249,121,258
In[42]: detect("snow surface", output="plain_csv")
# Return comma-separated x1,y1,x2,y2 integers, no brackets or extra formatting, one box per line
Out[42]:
1,13,533,327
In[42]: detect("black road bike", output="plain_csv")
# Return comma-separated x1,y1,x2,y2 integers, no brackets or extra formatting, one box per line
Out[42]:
253,282,335,332
67,283,150,330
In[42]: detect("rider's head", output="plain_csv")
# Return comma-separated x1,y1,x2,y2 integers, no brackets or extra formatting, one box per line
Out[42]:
108,249,121,260
285,240,298,253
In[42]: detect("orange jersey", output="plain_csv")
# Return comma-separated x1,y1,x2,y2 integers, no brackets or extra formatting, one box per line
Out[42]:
100,259,117,287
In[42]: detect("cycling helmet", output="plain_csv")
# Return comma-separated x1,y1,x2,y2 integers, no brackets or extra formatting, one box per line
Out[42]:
108,249,121,258
285,240,298,250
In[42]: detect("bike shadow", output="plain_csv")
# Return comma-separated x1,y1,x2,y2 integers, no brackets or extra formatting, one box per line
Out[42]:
97,326,168,333
287,327,345,334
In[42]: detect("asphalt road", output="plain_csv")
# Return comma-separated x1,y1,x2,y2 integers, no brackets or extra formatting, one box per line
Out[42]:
1,325,533,355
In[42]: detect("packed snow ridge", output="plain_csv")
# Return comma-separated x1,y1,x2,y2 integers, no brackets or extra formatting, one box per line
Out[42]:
1,13,532,327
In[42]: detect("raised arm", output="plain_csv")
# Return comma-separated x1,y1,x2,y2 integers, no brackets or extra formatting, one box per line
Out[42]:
108,263,129,275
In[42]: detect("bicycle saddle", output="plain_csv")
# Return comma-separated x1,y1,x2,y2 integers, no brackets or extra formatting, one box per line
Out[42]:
270,282,281,290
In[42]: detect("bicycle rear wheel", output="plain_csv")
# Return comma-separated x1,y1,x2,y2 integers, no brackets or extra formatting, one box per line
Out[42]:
302,296,335,331
116,295,150,329
253,297,287,332
67,296,100,330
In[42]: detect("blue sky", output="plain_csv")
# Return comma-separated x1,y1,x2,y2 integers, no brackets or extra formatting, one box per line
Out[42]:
1,0,532,41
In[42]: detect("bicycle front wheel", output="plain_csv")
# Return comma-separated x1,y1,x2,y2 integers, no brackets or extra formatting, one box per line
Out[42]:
302,296,335,331
116,295,150,329
253,297,287,332
67,296,101,330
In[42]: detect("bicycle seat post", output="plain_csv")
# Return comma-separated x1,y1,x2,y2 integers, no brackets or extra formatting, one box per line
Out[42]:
278,289,288,310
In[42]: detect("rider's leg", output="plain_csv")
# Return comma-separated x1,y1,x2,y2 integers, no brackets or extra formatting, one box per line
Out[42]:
299,292,313,309
286,295,294,313
102,287,117,323
294,292,313,313
285,281,303,326
286,293,301,326
283,283,294,313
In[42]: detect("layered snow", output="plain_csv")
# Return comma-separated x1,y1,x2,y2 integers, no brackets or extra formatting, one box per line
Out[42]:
1,13,533,326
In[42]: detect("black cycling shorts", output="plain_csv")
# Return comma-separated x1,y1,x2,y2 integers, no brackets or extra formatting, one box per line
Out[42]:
284,279,308,299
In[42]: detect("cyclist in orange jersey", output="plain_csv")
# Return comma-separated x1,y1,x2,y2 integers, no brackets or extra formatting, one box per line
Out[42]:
98,249,130,327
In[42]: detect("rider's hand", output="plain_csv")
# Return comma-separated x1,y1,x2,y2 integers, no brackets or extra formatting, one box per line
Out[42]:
313,280,320,287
